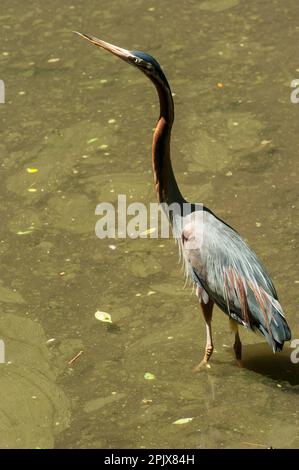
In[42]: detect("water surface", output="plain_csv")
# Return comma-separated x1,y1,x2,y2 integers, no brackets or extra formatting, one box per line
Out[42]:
0,0,298,449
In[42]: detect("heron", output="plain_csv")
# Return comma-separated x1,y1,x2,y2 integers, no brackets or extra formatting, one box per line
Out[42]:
76,33,291,369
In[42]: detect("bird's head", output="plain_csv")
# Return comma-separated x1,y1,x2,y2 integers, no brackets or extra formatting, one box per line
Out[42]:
75,32,169,88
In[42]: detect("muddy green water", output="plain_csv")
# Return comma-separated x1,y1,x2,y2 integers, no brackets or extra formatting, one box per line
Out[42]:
0,0,298,449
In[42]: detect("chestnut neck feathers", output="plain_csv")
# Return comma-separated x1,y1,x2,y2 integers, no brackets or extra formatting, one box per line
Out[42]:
150,75,185,206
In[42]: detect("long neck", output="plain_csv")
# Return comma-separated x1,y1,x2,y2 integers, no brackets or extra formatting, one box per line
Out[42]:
151,79,185,206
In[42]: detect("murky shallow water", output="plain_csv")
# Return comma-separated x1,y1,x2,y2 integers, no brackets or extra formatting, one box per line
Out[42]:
0,0,298,449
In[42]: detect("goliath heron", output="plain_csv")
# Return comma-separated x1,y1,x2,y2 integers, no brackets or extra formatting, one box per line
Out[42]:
76,33,291,369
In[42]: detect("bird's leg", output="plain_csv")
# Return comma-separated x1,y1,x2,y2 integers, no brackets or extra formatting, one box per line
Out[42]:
229,319,242,366
193,288,214,371
234,329,242,364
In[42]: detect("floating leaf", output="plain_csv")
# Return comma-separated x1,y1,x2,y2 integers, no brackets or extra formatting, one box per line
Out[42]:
173,417,193,425
87,138,98,144
26,168,38,174
16,230,33,236
144,372,155,380
95,310,112,323
46,338,56,344
28,188,37,193
140,227,157,236
147,290,156,296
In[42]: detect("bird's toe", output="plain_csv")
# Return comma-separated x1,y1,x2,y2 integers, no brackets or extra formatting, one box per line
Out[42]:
192,360,211,372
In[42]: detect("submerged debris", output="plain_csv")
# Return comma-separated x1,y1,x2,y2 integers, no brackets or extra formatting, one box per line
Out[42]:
142,399,153,405
68,350,83,366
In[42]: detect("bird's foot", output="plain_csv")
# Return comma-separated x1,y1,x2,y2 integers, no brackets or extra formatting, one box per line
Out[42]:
236,359,243,368
193,359,211,372
193,346,213,372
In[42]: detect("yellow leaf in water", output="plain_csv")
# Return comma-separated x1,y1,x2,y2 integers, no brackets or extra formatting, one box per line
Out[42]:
144,372,155,380
173,417,193,425
28,188,37,192
94,311,112,323
26,168,38,174
140,228,156,236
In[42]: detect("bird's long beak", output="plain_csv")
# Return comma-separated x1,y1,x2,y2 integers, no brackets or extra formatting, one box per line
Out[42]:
74,32,133,62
